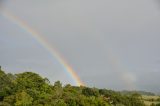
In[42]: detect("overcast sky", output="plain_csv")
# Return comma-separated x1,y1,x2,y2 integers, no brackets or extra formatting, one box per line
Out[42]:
0,0,160,93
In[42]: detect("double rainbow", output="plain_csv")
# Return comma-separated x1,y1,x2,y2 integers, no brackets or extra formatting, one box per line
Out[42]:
1,10,137,90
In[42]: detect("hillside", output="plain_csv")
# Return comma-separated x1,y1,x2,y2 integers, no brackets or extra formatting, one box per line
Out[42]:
0,67,158,106
121,90,155,96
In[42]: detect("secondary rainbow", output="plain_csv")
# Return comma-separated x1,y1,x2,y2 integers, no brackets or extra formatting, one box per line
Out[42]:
2,11,84,86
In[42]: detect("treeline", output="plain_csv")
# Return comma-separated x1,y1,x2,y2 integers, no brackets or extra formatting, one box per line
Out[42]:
0,67,146,106
121,90,155,96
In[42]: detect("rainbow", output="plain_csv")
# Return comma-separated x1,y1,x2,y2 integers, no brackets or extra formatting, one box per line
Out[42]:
1,10,84,86
106,48,136,90
1,10,137,90
92,35,137,90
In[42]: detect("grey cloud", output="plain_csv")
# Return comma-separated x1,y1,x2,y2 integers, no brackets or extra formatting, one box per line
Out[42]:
1,0,160,92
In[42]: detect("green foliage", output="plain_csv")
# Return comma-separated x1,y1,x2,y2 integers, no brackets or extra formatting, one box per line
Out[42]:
0,67,146,106
82,87,99,97
99,89,145,106
15,91,33,106
121,90,155,96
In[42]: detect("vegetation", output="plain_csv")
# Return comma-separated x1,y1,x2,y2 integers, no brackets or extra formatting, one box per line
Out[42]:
142,95,160,106
121,91,155,96
120,91,160,106
0,67,147,106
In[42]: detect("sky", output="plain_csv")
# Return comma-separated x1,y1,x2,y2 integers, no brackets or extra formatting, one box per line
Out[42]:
0,0,160,93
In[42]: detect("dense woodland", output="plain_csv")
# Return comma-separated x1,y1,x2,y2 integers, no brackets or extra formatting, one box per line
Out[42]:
0,67,159,106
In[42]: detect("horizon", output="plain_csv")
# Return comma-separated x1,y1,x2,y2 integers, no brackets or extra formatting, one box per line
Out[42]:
1,66,159,96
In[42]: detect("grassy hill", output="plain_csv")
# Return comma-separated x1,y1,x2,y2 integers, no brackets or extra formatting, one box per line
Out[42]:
142,95,160,106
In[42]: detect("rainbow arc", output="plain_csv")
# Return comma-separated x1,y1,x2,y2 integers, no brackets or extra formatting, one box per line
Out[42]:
2,11,84,86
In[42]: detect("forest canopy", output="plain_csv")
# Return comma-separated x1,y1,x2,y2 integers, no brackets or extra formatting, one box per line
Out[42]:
0,67,148,106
